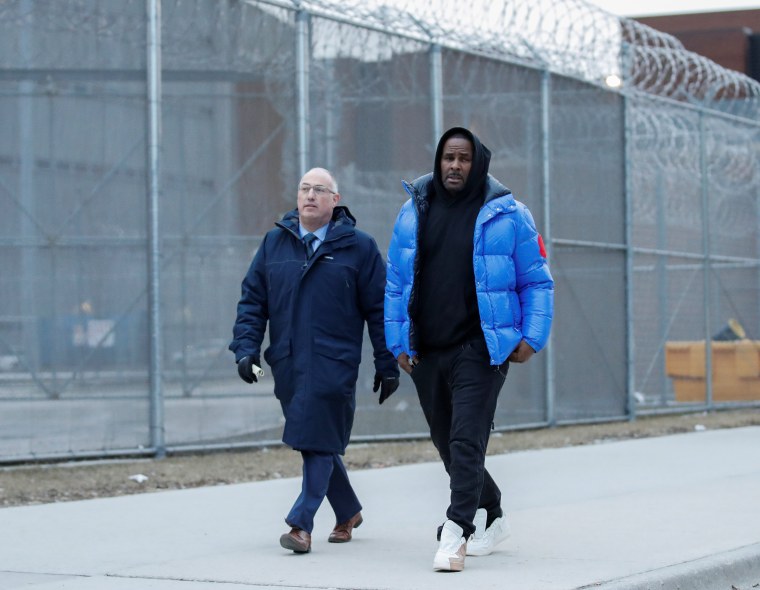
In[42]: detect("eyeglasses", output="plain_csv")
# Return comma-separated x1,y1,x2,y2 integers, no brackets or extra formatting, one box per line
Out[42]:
298,184,335,196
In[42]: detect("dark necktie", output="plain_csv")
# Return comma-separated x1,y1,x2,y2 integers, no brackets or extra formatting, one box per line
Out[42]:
303,233,318,259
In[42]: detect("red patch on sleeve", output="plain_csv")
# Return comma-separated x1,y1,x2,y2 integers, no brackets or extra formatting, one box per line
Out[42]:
537,234,547,258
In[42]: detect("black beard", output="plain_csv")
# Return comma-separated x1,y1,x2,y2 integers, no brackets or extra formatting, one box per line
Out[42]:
445,183,464,195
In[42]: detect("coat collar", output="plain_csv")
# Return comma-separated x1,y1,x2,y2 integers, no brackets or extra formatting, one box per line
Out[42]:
277,205,357,245
403,173,515,209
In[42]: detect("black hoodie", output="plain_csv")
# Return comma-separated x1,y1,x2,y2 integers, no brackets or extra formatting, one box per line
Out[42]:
413,127,492,352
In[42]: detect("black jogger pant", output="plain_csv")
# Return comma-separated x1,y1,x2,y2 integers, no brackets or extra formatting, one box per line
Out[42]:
410,337,508,538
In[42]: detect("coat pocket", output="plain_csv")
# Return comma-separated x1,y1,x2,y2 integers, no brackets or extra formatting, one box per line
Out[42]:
264,340,291,366
312,336,360,399
264,340,293,404
313,336,361,365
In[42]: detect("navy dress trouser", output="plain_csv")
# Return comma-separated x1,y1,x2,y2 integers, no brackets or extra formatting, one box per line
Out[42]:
285,450,362,534
411,338,508,538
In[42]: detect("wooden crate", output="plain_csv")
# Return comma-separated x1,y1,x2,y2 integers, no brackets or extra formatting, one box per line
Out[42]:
664,340,760,402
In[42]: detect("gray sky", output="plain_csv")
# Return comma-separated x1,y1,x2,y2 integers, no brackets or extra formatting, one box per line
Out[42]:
584,0,759,17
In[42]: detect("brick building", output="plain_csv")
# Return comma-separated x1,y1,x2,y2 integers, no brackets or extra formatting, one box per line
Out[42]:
636,9,760,81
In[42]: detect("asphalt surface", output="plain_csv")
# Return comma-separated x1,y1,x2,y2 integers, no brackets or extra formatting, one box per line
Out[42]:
1,427,759,590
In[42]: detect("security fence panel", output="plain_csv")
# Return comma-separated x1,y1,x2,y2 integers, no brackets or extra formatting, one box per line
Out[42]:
705,117,759,261
707,265,760,405
160,0,298,448
0,0,152,460
441,51,545,227
550,75,627,421
552,78,625,246
634,254,707,407
441,50,548,427
308,17,433,253
306,17,434,438
705,115,760,406
553,248,628,420
3,0,760,462
629,103,705,255
630,101,708,409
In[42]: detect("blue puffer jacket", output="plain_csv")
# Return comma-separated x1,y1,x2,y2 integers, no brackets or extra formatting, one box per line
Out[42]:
385,173,554,365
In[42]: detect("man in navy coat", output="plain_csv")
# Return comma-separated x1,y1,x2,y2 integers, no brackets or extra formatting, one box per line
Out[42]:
230,167,399,554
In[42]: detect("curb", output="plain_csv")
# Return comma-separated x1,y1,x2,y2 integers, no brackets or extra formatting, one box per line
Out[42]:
592,542,760,590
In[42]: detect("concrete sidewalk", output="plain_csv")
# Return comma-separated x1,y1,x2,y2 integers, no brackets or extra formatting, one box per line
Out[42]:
1,427,759,590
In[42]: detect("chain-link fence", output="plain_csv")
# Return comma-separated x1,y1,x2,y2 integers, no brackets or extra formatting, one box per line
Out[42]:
1,0,759,462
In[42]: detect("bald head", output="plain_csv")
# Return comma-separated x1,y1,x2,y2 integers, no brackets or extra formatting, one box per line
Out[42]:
297,167,341,232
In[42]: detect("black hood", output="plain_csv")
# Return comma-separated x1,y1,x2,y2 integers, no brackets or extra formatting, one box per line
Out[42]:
329,205,356,226
432,127,491,201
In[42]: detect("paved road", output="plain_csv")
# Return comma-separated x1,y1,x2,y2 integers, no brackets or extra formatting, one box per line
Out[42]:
1,427,759,589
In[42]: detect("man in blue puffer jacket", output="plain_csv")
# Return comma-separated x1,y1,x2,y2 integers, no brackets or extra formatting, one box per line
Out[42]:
385,128,554,571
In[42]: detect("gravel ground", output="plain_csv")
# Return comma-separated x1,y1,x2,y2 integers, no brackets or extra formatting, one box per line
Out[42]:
2,408,759,508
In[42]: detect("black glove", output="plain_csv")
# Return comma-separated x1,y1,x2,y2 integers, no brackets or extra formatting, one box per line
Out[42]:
373,373,400,405
237,355,260,384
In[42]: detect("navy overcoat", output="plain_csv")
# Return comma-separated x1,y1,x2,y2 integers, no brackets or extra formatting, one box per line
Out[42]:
230,206,398,454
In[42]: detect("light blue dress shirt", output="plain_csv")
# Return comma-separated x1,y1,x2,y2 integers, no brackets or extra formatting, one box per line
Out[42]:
299,223,329,253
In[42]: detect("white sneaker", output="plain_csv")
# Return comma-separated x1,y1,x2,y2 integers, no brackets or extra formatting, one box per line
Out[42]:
467,511,511,556
469,508,488,545
433,520,467,572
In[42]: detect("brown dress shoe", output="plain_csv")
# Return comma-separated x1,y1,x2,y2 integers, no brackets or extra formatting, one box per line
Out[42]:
280,527,311,553
328,512,363,543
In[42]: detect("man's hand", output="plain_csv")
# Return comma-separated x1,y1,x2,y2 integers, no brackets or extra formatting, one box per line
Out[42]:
237,356,260,384
373,374,400,404
397,352,418,375
508,340,535,363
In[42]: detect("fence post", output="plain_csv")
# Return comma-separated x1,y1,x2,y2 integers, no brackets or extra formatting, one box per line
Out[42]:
541,69,556,426
146,0,164,456
18,0,40,389
623,93,636,420
430,43,443,147
296,9,311,176
699,112,713,408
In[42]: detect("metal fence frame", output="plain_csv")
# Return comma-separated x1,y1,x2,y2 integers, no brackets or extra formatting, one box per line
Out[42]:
141,0,760,453
1,0,759,464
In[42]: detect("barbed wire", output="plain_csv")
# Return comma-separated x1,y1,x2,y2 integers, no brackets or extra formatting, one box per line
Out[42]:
290,0,760,121
3,0,758,120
